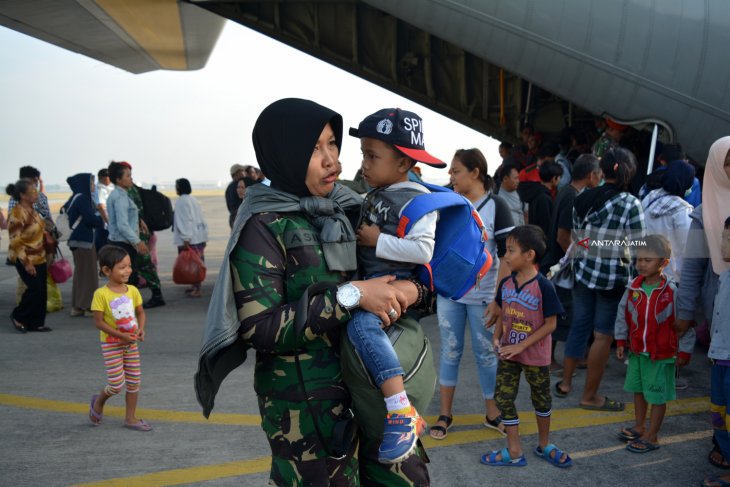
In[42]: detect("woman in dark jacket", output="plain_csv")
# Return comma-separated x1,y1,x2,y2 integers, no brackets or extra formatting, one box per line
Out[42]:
65,173,103,316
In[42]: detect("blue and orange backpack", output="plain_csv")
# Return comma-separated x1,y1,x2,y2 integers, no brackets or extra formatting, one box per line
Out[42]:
397,182,493,300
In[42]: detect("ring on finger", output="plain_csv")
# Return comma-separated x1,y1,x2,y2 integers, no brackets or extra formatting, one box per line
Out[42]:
387,308,398,320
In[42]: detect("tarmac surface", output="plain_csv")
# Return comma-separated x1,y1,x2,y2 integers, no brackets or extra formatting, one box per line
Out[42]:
0,195,720,486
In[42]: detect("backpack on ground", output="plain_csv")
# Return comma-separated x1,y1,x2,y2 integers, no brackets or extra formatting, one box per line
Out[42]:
340,314,436,440
55,194,82,242
397,182,494,300
139,186,173,231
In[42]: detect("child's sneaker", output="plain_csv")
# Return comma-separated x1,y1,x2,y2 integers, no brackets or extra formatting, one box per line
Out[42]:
378,406,426,464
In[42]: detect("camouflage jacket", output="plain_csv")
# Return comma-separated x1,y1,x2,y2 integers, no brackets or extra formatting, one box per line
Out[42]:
231,211,353,398
195,183,363,416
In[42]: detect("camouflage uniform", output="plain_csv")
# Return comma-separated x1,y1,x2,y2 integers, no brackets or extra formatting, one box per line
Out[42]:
127,185,161,291
231,211,429,486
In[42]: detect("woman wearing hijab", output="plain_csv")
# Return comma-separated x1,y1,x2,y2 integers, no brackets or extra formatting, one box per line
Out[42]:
676,137,730,480
65,173,104,316
641,160,695,283
196,98,430,486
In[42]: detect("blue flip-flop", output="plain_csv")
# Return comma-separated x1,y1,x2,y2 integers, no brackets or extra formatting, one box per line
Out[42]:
480,447,527,467
534,444,573,468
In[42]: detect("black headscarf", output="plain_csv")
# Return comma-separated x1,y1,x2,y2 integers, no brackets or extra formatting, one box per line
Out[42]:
252,98,343,197
661,160,695,197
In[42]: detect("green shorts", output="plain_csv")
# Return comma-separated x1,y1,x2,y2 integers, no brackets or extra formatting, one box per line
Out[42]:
624,352,676,405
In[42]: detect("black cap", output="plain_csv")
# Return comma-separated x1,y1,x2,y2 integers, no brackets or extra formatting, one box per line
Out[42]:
349,108,446,168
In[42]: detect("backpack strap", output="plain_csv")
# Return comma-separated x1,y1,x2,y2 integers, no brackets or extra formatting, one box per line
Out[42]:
475,194,492,212
396,191,473,238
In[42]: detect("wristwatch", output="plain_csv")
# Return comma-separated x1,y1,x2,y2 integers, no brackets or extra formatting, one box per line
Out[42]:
336,282,362,310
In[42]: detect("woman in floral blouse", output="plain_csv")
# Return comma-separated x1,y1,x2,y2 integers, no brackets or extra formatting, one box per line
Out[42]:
6,178,50,332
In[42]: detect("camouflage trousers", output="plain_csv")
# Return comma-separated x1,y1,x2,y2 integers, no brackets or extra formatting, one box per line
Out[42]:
495,360,551,421
258,396,430,486
258,395,359,487
358,437,430,487
135,231,161,292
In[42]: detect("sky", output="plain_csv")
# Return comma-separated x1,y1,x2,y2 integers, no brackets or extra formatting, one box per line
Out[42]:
0,20,500,188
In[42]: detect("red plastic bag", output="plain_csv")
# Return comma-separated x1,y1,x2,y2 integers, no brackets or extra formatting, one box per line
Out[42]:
173,248,206,285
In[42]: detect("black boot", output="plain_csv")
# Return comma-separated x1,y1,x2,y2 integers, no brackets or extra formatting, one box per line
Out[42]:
143,290,166,309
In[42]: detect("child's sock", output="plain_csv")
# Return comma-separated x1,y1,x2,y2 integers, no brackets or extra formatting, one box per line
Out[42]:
385,391,412,415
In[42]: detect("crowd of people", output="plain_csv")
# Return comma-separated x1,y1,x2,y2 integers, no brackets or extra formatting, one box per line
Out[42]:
3,106,730,486
4,161,211,334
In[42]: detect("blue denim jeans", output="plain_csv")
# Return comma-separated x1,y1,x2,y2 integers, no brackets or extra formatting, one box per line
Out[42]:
564,281,623,359
436,295,498,399
711,364,730,459
347,310,404,388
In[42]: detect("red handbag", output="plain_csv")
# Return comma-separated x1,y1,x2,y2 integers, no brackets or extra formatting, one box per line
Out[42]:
172,247,206,285
49,249,73,284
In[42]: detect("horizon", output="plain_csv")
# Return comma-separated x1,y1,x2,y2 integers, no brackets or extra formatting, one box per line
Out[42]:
1,21,500,188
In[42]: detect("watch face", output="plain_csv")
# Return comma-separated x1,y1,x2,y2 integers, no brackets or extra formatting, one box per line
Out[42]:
338,284,360,308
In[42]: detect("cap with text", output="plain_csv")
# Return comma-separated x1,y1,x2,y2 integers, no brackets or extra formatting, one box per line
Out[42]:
349,108,446,168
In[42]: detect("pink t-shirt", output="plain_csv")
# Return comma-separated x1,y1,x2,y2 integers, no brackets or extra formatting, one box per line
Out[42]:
495,273,564,366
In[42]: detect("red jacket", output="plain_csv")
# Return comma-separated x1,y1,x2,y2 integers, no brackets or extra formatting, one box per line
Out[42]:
614,275,690,362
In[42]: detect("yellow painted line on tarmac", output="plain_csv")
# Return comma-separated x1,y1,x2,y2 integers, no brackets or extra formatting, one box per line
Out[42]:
72,428,715,486
73,457,272,487
0,394,260,426
1,392,710,485
571,428,712,459
421,395,709,448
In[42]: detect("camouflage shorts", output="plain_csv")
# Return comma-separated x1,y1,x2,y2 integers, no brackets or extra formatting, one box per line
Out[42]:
495,360,551,422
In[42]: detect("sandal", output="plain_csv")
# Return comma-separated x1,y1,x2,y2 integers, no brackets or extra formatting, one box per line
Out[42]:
124,419,153,432
480,447,527,467
709,446,730,469
484,414,507,436
28,326,52,332
626,438,660,453
429,415,453,440
10,317,26,334
534,444,573,468
617,426,642,442
702,474,730,487
554,380,569,398
579,397,624,411
88,394,102,426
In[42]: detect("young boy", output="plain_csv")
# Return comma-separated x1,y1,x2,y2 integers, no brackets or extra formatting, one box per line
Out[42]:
703,216,730,486
345,107,446,463
614,234,693,452
483,225,571,468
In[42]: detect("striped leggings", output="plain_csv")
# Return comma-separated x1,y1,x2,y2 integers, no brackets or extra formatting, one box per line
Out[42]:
101,342,141,395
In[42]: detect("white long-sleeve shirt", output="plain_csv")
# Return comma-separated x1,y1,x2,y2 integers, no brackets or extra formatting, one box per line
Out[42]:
173,194,208,246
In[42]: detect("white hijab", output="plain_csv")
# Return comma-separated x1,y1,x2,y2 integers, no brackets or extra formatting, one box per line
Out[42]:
702,136,730,275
